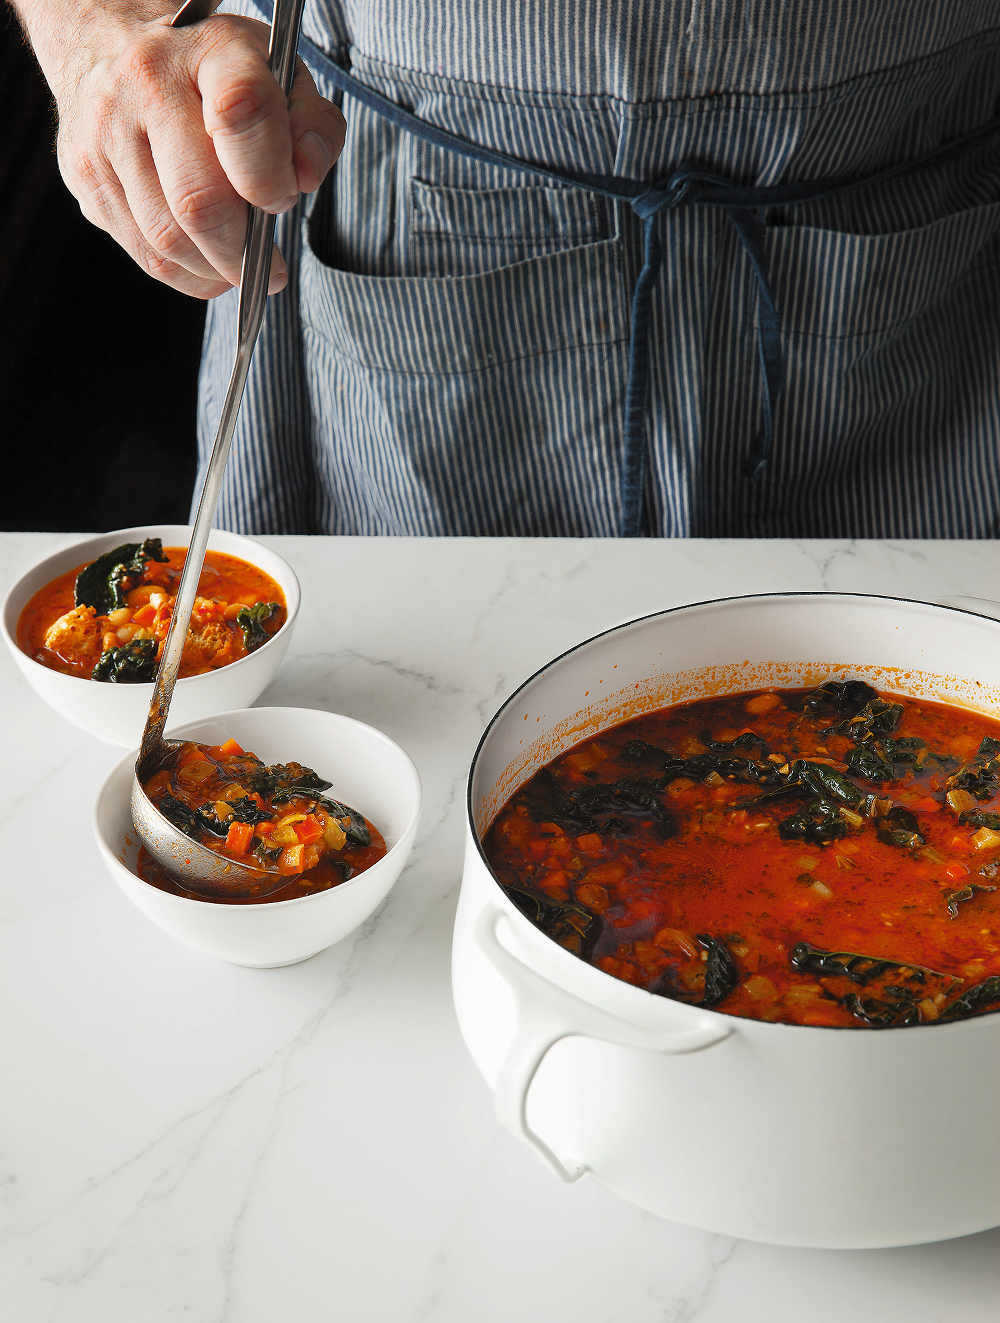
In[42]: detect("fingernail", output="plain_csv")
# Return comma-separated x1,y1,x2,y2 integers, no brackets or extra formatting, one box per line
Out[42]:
265,196,299,215
268,256,288,295
298,131,333,189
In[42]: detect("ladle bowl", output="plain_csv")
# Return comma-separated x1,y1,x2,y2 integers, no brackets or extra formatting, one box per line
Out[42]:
131,739,291,899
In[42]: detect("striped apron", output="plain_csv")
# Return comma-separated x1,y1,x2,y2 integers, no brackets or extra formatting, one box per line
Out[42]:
198,1,1000,537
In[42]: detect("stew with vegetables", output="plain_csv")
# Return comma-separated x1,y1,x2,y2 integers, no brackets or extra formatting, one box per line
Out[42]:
139,738,386,903
483,682,1000,1028
17,539,286,681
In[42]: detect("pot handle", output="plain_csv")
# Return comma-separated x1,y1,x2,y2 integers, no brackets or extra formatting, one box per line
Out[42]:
474,909,732,1183
938,596,1000,621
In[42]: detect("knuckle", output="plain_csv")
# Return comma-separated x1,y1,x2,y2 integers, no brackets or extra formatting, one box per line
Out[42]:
211,74,277,133
138,247,174,282
173,183,234,234
146,214,187,258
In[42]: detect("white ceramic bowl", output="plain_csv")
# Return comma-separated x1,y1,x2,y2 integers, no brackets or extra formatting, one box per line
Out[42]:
2,524,301,746
93,706,421,966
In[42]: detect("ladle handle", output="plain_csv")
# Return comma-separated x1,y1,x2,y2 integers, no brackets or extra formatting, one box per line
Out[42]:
136,0,306,773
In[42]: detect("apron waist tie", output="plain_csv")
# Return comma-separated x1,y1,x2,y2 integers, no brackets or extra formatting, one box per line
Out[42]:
264,9,1000,536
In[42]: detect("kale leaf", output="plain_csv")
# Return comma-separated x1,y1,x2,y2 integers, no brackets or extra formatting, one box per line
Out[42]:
235,602,280,652
960,809,1000,830
945,882,997,920
802,679,877,719
778,797,848,844
875,805,925,849
247,761,332,799
75,538,168,614
502,882,602,959
941,977,1000,1022
697,934,739,1007
314,796,371,846
945,739,1000,802
526,769,676,840
91,637,158,683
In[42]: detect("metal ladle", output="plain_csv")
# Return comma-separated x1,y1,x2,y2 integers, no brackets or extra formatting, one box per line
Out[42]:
130,0,306,899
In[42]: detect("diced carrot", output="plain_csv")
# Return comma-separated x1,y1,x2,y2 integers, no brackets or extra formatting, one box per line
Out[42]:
576,833,604,855
254,820,276,836
944,860,970,881
278,844,307,875
131,604,157,626
293,815,323,845
217,738,244,758
225,821,253,855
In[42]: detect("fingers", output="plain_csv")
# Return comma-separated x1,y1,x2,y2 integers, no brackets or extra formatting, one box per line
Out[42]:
53,14,344,298
198,41,300,214
288,59,347,195
71,149,230,299
110,129,231,285
143,92,251,288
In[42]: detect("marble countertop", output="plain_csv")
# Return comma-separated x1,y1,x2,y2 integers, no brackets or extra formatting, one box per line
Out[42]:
3,533,1000,1323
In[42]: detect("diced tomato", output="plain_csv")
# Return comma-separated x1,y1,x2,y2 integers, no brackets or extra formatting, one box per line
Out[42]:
944,860,970,881
293,815,323,844
131,604,156,626
225,821,253,855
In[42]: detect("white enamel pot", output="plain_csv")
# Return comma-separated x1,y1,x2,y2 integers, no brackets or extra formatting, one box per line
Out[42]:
453,593,1000,1249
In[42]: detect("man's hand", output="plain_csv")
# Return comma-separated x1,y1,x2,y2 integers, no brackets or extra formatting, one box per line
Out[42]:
18,1,345,298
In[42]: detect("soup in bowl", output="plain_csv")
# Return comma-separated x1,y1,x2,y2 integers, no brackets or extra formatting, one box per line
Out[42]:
2,525,300,745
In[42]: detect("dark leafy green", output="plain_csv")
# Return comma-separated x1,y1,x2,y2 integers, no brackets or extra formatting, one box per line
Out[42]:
91,637,158,683
941,977,1000,1022
502,882,602,959
875,805,925,849
697,934,739,1007
790,941,949,987
247,761,332,799
826,696,903,741
959,809,1000,830
945,882,996,920
791,941,960,1028
314,796,371,847
235,601,280,652
526,769,676,839
945,738,1000,802
778,798,848,844
75,538,168,614
802,679,877,719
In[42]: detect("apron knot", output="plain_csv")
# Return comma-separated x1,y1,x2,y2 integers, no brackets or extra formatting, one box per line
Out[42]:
631,171,694,219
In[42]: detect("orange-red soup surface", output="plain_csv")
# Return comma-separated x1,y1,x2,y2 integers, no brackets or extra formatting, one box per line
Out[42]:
483,683,1000,1028
17,545,286,680
138,738,387,904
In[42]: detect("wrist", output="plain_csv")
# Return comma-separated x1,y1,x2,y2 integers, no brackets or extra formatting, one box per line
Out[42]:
12,0,179,98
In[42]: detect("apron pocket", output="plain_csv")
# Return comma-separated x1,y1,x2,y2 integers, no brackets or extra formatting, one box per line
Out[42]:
298,220,631,535
734,198,1000,537
407,179,614,276
764,198,1000,338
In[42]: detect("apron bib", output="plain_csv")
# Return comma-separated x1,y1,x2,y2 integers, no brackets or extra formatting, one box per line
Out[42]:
199,1,1000,536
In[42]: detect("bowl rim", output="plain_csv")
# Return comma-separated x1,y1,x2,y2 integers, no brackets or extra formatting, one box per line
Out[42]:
94,704,422,911
2,523,301,688
466,590,1000,1038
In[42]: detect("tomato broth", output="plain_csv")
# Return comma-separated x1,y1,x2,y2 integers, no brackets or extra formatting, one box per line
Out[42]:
18,540,286,681
483,682,1000,1028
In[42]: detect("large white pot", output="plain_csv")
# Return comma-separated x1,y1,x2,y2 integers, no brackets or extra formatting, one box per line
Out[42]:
453,593,1000,1249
